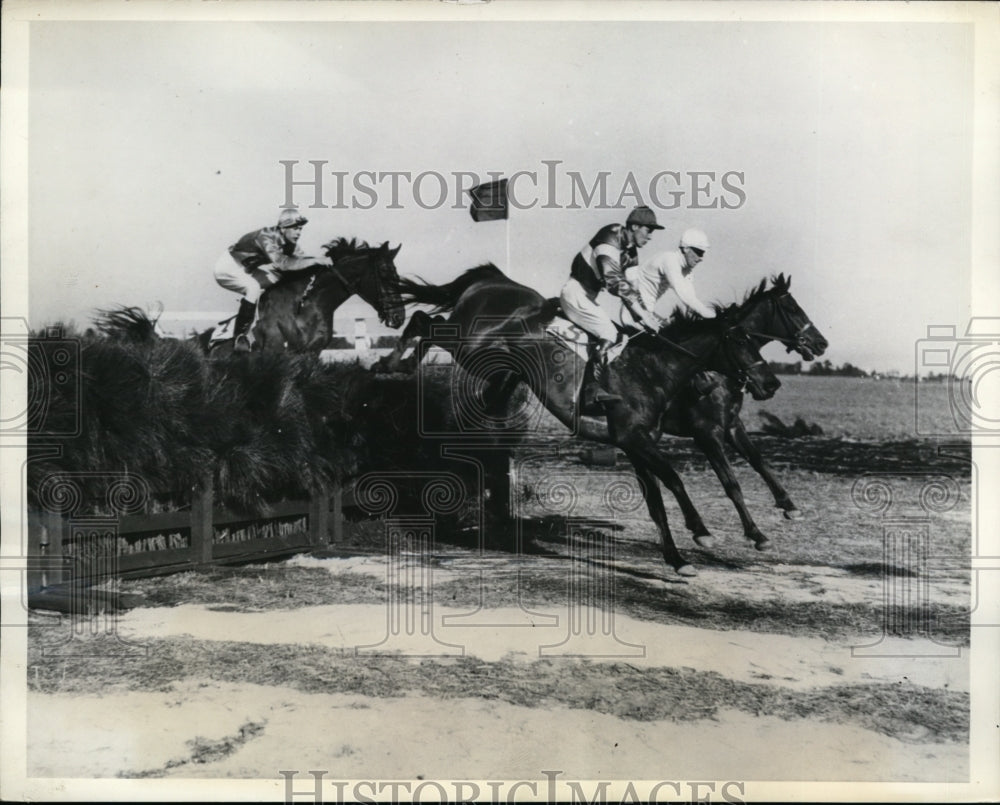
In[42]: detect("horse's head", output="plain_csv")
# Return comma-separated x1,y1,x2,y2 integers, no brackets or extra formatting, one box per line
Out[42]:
316,239,406,330
735,274,828,361
371,242,406,330
712,314,782,401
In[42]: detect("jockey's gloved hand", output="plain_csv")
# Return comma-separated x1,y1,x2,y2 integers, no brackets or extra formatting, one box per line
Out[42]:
638,310,660,333
319,256,334,267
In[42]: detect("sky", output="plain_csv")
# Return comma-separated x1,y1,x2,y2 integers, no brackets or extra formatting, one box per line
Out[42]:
19,14,985,373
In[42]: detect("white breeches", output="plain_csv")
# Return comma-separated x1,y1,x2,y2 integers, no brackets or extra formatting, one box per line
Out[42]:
213,253,278,304
559,278,620,343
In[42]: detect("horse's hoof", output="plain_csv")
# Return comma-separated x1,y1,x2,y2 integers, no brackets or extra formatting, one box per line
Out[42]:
782,508,803,520
675,564,698,577
693,535,715,549
752,539,772,552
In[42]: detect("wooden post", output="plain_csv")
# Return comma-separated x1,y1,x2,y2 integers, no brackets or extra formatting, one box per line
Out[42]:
309,483,330,547
330,481,343,545
27,509,66,589
190,470,214,566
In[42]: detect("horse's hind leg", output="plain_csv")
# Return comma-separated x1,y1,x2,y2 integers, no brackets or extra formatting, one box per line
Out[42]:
692,427,770,550
625,451,697,577
481,370,522,416
728,417,801,520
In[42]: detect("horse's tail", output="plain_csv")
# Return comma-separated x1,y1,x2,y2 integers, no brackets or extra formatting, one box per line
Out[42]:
539,297,562,324
397,263,506,314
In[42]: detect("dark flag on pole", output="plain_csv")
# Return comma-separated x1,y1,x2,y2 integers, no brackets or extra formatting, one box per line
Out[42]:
469,178,508,222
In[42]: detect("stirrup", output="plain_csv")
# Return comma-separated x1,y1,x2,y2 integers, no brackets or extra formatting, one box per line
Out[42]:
234,334,252,353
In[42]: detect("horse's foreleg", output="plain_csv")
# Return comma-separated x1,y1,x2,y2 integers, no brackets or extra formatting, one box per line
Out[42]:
692,427,770,550
624,449,696,577
728,417,801,519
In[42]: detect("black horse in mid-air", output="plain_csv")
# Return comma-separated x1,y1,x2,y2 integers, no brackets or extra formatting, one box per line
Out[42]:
397,265,792,576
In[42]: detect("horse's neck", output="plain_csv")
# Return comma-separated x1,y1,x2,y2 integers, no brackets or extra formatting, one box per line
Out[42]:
642,329,723,386
733,296,772,335
314,260,369,312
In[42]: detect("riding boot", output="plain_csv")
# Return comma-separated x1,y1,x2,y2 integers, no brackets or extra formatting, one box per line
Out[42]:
585,339,620,409
233,299,256,353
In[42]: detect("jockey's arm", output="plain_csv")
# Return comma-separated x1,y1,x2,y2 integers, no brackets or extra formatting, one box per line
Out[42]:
599,255,658,330
249,268,277,289
664,257,715,318
259,230,332,272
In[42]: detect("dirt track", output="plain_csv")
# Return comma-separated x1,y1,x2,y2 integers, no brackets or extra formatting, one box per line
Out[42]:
26,434,971,783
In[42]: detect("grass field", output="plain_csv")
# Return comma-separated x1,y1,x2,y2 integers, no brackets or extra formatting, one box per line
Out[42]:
740,375,961,441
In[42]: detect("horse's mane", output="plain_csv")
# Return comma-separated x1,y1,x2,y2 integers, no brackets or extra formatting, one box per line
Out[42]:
738,273,791,306
323,237,372,259
658,273,792,338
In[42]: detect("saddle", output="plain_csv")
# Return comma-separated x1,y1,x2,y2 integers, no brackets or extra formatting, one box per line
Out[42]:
544,317,629,416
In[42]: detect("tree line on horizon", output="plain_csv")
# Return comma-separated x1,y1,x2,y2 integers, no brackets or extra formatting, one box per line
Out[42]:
767,359,966,382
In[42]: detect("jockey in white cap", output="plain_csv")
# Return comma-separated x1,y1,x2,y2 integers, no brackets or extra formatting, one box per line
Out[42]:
213,208,333,351
559,206,665,404
622,228,716,329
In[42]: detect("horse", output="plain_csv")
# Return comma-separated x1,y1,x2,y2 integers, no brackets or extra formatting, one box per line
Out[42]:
655,275,828,541
397,269,827,553
397,265,783,576
371,310,447,374
198,238,406,354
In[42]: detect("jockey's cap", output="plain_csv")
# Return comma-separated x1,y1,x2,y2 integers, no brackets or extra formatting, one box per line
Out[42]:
680,228,710,251
626,206,664,230
277,209,308,229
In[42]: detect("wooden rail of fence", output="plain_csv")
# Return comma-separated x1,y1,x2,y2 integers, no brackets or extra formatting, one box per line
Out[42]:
27,471,349,588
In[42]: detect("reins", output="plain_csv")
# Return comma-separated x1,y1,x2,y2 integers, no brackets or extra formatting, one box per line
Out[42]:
741,293,812,349
297,253,380,315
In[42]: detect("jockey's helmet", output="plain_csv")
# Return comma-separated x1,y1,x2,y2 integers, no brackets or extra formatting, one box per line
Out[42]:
277,209,308,229
680,228,710,251
626,206,664,230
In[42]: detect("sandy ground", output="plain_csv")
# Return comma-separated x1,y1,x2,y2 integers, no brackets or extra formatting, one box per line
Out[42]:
26,555,969,783
29,683,964,782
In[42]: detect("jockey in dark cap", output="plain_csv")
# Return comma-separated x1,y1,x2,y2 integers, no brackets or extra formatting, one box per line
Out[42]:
559,205,665,405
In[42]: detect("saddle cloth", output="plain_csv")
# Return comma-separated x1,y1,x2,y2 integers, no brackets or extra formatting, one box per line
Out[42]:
544,316,628,362
208,314,238,345
545,316,629,411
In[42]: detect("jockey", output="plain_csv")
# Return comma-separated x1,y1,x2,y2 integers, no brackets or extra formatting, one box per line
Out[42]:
623,227,715,328
559,205,664,401
214,209,333,351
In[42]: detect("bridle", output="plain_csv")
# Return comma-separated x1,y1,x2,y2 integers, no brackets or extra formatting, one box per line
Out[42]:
741,292,818,355
642,321,769,395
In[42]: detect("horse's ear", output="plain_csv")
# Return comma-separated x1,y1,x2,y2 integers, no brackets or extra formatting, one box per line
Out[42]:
391,244,401,258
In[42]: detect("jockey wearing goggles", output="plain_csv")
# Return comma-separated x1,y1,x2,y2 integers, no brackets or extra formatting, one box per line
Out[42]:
622,227,715,329
213,208,333,351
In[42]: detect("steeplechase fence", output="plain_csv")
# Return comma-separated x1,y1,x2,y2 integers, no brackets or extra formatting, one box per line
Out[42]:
27,470,351,592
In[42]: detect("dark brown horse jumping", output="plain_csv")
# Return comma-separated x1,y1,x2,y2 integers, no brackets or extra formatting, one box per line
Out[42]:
199,239,406,354
656,275,828,539
397,269,827,555
398,265,783,576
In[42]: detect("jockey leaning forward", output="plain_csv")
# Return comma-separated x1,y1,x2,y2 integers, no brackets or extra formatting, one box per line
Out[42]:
214,209,333,352
622,227,715,328
559,205,665,404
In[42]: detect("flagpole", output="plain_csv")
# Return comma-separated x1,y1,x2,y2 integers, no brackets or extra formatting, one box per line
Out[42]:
505,211,511,278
